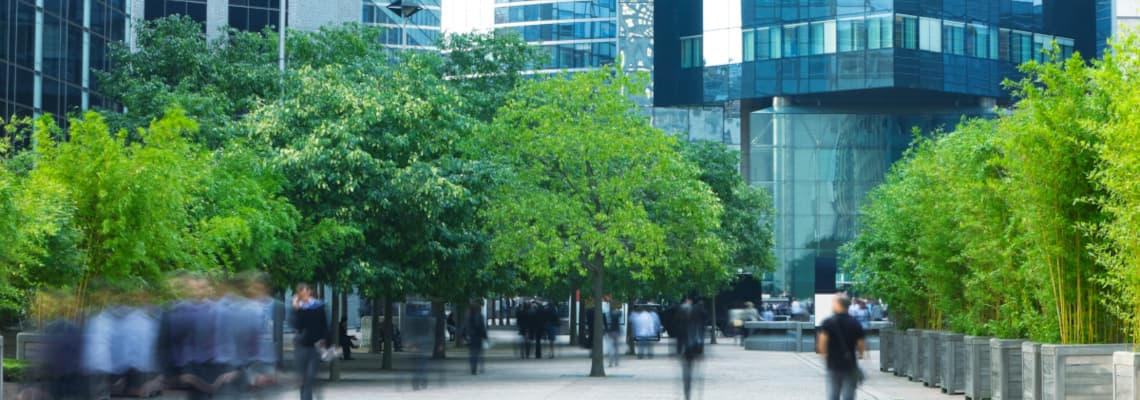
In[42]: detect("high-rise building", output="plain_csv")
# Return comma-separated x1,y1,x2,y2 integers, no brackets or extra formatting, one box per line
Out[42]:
1,0,130,121
1098,0,1140,55
364,0,441,50
655,0,1097,297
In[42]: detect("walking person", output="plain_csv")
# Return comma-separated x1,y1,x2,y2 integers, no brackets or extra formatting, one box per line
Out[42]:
517,302,532,358
465,301,488,375
543,302,560,358
604,303,623,367
676,298,706,400
291,284,329,400
339,317,357,361
528,300,546,359
631,306,662,359
817,294,867,400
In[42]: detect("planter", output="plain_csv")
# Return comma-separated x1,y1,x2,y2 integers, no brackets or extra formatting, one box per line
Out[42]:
1023,342,1043,400
991,339,1026,400
1114,351,1140,400
923,330,943,387
894,327,910,377
965,336,993,400
1041,343,1130,400
907,329,925,382
942,333,967,394
879,326,896,372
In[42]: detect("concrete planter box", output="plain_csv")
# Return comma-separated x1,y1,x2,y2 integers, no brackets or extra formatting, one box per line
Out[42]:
942,333,967,394
879,326,896,372
1023,343,1043,400
1041,343,1131,400
966,336,994,400
923,330,943,387
991,339,1026,400
894,327,910,377
1114,351,1140,400
907,329,925,382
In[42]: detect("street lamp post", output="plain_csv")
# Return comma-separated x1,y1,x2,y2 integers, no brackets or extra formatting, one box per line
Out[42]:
387,0,424,50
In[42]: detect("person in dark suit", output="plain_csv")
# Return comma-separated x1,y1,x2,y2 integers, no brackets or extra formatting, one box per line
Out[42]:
465,301,488,375
291,284,329,400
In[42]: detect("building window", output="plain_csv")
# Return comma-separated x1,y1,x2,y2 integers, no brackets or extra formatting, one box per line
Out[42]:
1057,37,1075,59
999,29,1011,61
969,24,995,59
1034,33,1052,62
682,36,702,68
919,17,941,52
759,27,781,59
810,21,835,55
744,30,756,61
867,15,892,49
1011,30,1033,64
783,23,809,57
895,14,918,49
838,18,865,52
943,21,965,55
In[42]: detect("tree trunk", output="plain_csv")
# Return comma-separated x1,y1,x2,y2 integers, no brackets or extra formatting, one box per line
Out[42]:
382,297,395,370
370,298,381,354
708,297,718,345
590,268,606,377
569,290,579,346
329,288,341,381
432,300,446,359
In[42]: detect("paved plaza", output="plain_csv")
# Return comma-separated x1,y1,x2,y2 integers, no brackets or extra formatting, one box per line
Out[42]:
29,330,950,400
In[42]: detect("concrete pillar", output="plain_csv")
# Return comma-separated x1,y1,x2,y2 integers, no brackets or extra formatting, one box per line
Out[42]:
979,96,997,109
206,0,229,40
82,0,91,110
33,0,44,119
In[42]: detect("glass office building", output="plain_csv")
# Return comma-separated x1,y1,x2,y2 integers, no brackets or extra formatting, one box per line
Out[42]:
656,0,1098,298
363,0,442,50
1,0,129,124
491,0,617,72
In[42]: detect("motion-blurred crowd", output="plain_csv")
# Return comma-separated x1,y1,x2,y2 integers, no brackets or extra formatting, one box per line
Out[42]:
15,271,282,400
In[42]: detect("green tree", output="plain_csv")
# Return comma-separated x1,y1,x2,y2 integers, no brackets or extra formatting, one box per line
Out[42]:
477,67,725,377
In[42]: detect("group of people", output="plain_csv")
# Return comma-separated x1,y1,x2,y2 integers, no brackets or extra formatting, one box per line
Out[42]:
18,272,282,400
515,300,561,359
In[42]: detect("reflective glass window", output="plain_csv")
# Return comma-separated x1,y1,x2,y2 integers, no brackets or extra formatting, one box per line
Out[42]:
1011,30,1033,64
837,18,864,52
919,17,941,52
894,14,917,49
944,21,965,55
867,15,892,49
682,36,702,68
1034,33,1052,62
743,29,756,61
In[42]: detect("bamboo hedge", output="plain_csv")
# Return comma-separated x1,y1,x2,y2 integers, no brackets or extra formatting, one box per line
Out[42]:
844,35,1140,345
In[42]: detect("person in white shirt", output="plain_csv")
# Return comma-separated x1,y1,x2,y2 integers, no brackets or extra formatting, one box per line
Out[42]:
631,306,662,359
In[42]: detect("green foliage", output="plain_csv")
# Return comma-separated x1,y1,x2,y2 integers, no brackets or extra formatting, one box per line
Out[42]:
846,40,1140,344
4,358,27,382
437,31,547,122
679,141,776,277
477,67,725,374
1090,33,1140,344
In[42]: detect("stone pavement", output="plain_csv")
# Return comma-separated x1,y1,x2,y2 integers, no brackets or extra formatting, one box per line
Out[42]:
5,331,961,399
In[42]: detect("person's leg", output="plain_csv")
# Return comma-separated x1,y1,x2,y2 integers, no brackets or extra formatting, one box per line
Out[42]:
469,343,480,375
296,347,317,400
681,357,693,400
840,371,857,400
535,333,543,359
825,370,841,400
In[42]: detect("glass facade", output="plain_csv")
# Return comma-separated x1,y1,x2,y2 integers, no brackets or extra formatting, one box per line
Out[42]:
750,105,991,297
492,0,617,72
1,0,128,125
363,0,442,50
228,0,281,32
653,0,1100,298
145,0,207,24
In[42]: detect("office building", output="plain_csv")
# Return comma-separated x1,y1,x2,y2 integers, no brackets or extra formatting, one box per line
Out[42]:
655,0,1096,297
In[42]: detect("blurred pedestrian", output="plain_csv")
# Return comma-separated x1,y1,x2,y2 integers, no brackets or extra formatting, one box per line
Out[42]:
543,302,560,358
631,306,661,359
465,301,488,375
517,302,532,358
676,298,706,400
528,300,546,359
817,294,866,400
604,302,624,367
292,283,329,400
339,316,358,360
